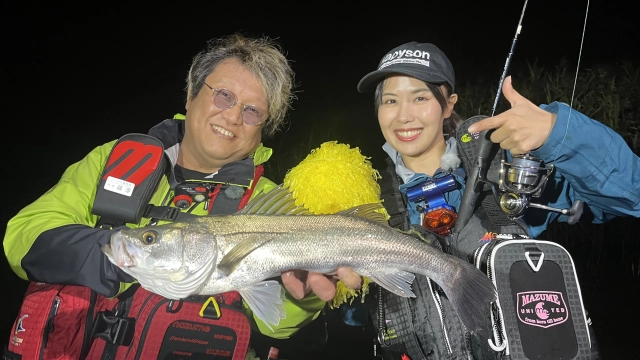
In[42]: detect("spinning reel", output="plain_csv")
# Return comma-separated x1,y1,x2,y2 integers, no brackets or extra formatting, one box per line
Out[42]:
494,152,583,223
458,134,584,231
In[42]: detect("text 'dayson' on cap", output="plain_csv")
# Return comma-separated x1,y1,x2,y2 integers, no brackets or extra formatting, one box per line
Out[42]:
357,41,455,93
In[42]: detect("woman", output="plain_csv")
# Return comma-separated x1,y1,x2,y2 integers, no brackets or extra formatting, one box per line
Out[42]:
357,40,640,242
351,40,640,359
358,41,464,236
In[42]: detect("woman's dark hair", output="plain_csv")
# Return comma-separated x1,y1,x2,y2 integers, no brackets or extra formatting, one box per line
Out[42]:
374,79,462,140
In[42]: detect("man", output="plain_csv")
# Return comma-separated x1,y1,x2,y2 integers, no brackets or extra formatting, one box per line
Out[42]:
3,33,358,360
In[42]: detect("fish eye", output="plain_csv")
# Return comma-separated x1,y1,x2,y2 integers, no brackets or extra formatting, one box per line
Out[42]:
141,230,158,245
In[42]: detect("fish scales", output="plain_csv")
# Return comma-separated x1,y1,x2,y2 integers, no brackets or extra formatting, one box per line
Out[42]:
103,186,497,332
198,213,457,293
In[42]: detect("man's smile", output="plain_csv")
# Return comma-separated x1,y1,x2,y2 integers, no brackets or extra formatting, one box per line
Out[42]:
212,124,235,138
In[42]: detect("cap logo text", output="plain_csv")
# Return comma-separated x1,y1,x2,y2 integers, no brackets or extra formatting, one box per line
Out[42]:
380,49,430,69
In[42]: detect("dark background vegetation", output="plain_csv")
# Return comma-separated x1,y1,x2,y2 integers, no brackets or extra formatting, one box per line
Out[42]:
2,1,638,359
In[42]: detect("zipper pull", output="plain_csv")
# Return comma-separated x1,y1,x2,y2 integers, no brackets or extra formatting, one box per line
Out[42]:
47,297,61,334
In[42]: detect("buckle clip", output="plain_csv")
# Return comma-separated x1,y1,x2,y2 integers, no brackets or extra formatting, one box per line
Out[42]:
92,310,136,346
143,205,181,221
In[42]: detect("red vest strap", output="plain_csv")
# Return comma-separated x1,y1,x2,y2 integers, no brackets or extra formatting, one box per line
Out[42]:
238,164,264,210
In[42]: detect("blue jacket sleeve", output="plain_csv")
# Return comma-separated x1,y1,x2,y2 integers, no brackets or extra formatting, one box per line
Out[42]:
524,102,640,237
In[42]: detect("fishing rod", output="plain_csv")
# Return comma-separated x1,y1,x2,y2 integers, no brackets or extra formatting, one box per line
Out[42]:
489,0,529,117
455,0,529,231
456,0,590,232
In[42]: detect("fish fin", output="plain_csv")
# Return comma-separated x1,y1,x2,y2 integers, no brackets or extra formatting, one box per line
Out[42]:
334,203,388,226
217,234,270,275
368,270,416,297
239,185,312,216
239,280,286,332
435,260,497,334
239,185,387,227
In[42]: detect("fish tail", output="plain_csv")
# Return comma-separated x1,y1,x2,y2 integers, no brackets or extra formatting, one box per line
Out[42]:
437,260,496,333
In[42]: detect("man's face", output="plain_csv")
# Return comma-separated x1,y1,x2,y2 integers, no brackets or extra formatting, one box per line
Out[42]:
181,58,268,173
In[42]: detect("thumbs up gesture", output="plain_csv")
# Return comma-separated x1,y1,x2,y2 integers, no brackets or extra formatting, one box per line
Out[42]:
467,76,557,155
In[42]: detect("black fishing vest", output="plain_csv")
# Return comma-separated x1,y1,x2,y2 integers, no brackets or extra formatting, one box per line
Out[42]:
372,142,529,360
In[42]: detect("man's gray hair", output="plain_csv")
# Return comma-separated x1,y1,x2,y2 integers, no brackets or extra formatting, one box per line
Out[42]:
187,33,296,137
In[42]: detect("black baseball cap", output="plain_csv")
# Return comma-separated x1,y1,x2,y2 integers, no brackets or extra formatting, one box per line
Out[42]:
357,41,455,93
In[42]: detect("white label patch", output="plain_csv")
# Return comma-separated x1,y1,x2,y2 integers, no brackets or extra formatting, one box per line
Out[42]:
104,176,135,197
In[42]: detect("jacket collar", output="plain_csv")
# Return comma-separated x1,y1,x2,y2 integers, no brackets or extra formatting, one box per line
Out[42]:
383,137,462,187
148,116,272,188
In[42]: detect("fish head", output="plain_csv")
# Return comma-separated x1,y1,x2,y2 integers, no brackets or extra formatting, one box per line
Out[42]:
103,222,218,283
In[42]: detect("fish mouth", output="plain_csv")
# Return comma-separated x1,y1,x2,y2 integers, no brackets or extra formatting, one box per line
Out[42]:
104,231,139,268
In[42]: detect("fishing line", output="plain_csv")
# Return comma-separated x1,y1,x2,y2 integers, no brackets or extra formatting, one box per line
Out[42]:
554,0,590,160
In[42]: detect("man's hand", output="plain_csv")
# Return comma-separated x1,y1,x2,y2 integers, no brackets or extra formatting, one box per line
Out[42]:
468,75,557,155
281,267,363,301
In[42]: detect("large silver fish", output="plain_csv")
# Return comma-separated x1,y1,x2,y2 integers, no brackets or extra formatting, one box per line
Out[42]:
102,186,496,332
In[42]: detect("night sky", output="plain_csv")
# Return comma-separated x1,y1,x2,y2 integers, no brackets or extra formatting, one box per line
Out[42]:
2,1,639,358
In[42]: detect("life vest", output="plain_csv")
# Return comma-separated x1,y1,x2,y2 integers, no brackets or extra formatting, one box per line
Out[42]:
6,133,262,360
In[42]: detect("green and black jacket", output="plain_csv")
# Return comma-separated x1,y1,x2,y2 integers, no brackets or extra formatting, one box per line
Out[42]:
3,115,325,339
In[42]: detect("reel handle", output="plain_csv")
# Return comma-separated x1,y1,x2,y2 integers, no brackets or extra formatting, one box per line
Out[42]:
567,199,584,225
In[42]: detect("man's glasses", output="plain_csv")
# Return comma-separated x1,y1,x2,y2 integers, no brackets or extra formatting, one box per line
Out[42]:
204,83,267,126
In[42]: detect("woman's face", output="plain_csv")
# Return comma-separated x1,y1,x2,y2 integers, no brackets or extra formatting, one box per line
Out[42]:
377,75,456,160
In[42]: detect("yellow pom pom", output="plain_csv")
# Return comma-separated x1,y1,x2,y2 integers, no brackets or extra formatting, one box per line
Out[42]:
284,141,388,307
284,141,384,215
329,277,372,309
